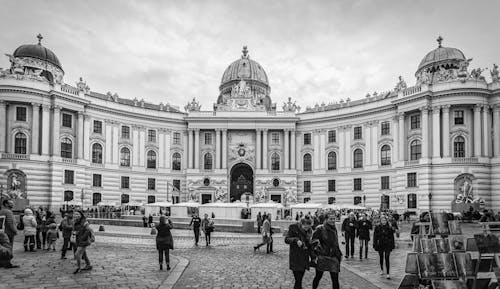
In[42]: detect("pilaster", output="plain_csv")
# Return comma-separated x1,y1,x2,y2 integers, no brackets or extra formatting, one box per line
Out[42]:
31,103,40,155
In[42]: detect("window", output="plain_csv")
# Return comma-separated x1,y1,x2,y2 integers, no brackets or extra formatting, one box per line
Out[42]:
303,133,311,145
92,174,102,187
407,173,417,188
61,138,72,158
91,143,103,163
93,120,102,134
148,130,156,142
120,147,130,167
271,132,280,145
353,149,363,168
172,152,181,170
381,122,390,135
408,193,417,209
304,181,311,193
173,132,181,145
454,110,464,125
353,126,362,140
92,193,102,206
62,113,72,128
148,178,156,190
204,132,212,145
303,197,311,203
328,130,336,143
353,178,362,191
410,140,421,160
204,153,213,170
328,180,336,192
121,194,130,204
147,150,157,169
14,133,27,154
380,145,391,166
454,136,465,157
64,190,74,202
16,107,27,121
271,153,280,170
121,126,130,139
121,176,129,189
327,151,337,170
64,170,74,184
147,195,156,204
173,179,181,191
410,115,420,129
381,176,390,190
354,196,362,205
303,153,312,171
328,197,335,204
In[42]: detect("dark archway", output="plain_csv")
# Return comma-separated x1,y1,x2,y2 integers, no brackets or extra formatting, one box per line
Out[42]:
230,163,253,202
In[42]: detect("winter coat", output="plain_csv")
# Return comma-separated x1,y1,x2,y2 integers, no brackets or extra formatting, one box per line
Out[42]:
60,218,74,239
357,219,372,241
285,223,312,272
201,218,214,234
22,210,37,236
312,222,342,272
47,228,59,242
189,217,201,229
0,208,17,239
0,231,13,263
373,224,395,252
341,217,358,237
156,220,174,250
262,219,271,236
74,221,92,247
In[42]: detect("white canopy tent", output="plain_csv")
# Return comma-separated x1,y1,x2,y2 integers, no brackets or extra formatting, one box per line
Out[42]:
199,202,248,219
250,202,284,220
97,200,118,207
144,202,173,216
170,201,200,218
290,203,322,217
322,204,342,210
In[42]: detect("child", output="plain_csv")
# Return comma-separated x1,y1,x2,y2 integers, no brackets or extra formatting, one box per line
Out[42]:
46,223,59,251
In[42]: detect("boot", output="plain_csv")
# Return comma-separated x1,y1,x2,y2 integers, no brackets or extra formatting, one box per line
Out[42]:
166,263,171,270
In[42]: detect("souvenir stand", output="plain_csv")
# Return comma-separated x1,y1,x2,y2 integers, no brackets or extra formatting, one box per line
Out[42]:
144,201,173,216
249,202,284,220
170,201,200,218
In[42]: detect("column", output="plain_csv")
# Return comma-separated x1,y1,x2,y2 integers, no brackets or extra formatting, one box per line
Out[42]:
398,113,405,161
31,103,40,155
421,107,429,158
158,130,165,168
442,105,450,157
0,101,6,153
284,129,290,170
371,122,378,166
187,129,193,169
493,105,500,157
222,129,227,169
393,116,399,163
194,129,200,169
290,130,296,169
83,114,90,160
256,129,261,169
77,112,84,159
345,126,351,168
105,121,112,163
139,128,145,166
483,105,491,157
313,130,320,170
262,129,268,169
52,106,61,156
319,130,325,170
215,130,221,169
365,123,372,165
338,127,345,168
183,131,188,169
164,130,171,169
132,126,139,166
295,131,301,170
112,124,119,163
432,106,441,158
474,105,482,157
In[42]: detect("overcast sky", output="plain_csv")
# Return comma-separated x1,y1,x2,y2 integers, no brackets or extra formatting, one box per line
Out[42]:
1,0,499,111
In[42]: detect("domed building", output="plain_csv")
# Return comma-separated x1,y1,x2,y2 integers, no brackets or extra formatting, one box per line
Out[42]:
0,35,499,216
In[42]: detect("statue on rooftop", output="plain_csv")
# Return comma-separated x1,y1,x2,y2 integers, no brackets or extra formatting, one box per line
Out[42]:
491,64,499,82
76,77,90,93
185,97,201,112
394,76,408,92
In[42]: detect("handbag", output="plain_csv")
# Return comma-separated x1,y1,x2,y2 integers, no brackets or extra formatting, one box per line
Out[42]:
70,232,76,244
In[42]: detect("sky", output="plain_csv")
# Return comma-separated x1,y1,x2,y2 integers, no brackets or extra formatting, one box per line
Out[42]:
1,0,499,111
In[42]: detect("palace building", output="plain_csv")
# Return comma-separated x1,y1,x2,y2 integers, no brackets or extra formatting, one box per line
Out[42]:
0,35,499,213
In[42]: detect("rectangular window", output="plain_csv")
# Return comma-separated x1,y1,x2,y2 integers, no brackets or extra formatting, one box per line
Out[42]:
64,170,74,184
121,176,130,189
304,181,311,193
16,107,27,121
353,178,362,191
328,179,336,192
407,173,417,188
381,176,390,190
410,115,420,129
303,133,311,145
148,130,156,142
148,178,156,190
62,113,72,128
121,126,130,139
328,197,335,204
408,193,417,209
381,122,390,135
173,179,181,191
204,132,212,145
93,120,102,134
92,174,102,187
173,132,181,145
328,130,336,143
271,132,280,145
454,110,464,125
353,126,362,140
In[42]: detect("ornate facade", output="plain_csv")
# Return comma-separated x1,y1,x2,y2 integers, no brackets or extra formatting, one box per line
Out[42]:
1,36,499,213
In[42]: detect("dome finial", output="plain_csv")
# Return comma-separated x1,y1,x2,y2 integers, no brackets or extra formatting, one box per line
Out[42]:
437,35,443,48
242,46,249,58
37,33,43,45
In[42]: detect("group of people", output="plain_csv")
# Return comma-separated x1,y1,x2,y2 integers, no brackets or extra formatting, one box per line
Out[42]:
189,213,215,247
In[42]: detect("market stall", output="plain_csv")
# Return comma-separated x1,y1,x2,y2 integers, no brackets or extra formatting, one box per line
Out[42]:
290,203,322,218
198,202,248,219
250,202,284,220
170,201,200,218
144,201,173,216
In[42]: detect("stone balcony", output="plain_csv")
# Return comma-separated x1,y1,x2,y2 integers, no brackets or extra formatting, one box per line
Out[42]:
451,157,479,164
1,153,30,160
62,157,77,164
404,160,420,167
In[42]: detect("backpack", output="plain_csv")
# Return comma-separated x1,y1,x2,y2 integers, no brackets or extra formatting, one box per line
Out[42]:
17,216,24,230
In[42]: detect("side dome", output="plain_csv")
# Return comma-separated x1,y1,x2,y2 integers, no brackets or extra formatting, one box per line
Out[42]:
416,36,465,75
13,35,63,71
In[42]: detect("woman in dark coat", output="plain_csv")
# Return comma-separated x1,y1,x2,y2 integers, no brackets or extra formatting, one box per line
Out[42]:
73,211,92,274
156,215,173,270
285,216,313,289
372,215,395,279
311,212,342,289
357,213,372,259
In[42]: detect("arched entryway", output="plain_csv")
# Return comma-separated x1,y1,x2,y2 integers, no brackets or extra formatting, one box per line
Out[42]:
230,163,253,202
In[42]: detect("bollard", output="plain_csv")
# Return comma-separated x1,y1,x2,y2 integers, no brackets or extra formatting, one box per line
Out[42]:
99,225,105,232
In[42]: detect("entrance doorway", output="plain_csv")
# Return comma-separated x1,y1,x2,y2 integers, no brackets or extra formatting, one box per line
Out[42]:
230,163,253,202
270,194,282,203
201,194,212,204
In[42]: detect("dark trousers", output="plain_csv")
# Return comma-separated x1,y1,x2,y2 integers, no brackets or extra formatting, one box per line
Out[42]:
194,228,200,244
312,270,340,289
359,239,369,258
345,235,355,257
35,229,41,248
158,248,170,264
292,270,305,289
378,249,391,274
61,237,75,257
24,235,35,251
205,232,211,245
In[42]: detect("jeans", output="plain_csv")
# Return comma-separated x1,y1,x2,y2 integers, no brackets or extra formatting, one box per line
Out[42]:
313,270,340,289
359,239,369,258
378,250,391,274
205,232,211,245
194,228,200,244
158,248,170,264
292,270,305,289
75,246,90,269
61,237,76,257
345,235,355,257
24,235,35,251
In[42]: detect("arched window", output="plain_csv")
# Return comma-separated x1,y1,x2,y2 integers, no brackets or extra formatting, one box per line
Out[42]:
410,140,421,160
61,138,72,158
380,145,391,166
120,147,130,167
353,149,363,168
454,136,465,158
271,153,280,170
14,132,27,154
91,143,103,163
147,150,157,169
327,151,337,170
92,193,102,206
172,153,181,171
204,153,213,170
303,153,312,172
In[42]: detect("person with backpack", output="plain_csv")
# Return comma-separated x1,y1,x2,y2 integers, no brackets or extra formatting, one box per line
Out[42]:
73,211,94,274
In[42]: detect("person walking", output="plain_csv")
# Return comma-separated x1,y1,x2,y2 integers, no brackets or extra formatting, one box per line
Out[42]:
148,214,153,227
156,215,174,270
0,200,18,250
46,223,59,251
311,212,342,289
35,207,43,249
256,212,263,234
285,216,313,289
60,211,75,259
189,214,201,246
201,214,214,247
341,212,358,259
0,230,18,268
357,213,372,259
254,215,271,253
142,215,148,227
73,211,93,274
373,215,395,279
268,213,274,253
22,208,37,252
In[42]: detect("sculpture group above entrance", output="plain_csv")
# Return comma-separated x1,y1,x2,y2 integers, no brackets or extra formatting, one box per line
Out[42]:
215,79,268,112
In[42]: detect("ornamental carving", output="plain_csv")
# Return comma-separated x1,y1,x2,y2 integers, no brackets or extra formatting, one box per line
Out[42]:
185,97,201,112
394,76,408,92
491,64,499,82
5,169,27,199
453,174,482,204
282,97,301,113
229,143,255,163
76,77,90,93
1,54,64,84
215,79,267,112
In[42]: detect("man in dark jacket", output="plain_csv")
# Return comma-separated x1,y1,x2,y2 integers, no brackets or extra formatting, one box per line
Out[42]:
0,199,17,245
0,231,18,268
60,211,75,259
285,216,313,289
189,214,201,246
356,213,372,259
341,212,358,258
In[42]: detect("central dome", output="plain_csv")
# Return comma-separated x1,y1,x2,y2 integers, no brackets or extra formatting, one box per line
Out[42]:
13,35,63,71
416,36,465,75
